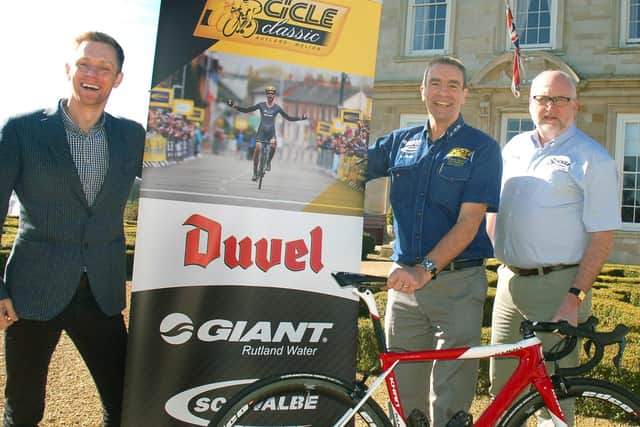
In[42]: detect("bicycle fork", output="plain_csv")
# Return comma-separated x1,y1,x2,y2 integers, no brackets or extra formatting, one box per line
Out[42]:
333,361,401,427
532,372,568,427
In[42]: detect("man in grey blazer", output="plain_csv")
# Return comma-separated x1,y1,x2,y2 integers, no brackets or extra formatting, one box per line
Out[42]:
0,31,145,427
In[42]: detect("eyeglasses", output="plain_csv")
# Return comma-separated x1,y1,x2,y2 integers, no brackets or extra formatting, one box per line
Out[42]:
531,95,574,106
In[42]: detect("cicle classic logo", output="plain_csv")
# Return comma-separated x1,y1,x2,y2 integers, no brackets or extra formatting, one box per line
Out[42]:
194,0,350,56
160,313,195,345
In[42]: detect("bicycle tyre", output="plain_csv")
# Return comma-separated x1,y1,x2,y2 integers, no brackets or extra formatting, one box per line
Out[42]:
207,373,392,427
257,147,268,190
499,377,640,426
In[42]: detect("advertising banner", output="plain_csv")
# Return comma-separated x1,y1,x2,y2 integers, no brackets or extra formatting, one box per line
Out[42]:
123,0,382,425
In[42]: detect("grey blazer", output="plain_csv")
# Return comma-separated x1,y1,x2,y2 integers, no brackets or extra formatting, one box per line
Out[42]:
0,101,145,320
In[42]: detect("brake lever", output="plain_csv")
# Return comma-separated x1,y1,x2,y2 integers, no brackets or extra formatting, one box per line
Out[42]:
584,339,593,357
613,337,626,372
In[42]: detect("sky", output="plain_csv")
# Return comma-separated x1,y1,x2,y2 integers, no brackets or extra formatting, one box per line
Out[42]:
0,0,162,127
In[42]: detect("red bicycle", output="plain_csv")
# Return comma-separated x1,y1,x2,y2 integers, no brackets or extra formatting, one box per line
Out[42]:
209,272,639,426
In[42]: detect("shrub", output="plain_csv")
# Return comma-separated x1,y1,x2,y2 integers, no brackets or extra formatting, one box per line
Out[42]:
486,258,500,272
386,208,393,226
361,232,376,260
124,199,139,223
357,317,381,373
486,269,498,287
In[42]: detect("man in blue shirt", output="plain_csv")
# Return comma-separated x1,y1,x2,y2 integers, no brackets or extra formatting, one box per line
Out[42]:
367,56,502,426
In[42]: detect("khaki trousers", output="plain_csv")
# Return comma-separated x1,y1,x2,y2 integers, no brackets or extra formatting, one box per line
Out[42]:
385,265,487,427
489,265,591,426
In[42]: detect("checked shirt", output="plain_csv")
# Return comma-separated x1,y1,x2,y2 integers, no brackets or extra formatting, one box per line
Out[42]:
60,101,109,206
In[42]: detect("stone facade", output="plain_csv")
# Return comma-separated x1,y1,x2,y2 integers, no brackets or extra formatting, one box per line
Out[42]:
367,0,640,264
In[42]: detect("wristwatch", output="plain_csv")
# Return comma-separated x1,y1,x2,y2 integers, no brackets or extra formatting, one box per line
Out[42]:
419,258,438,280
568,287,586,302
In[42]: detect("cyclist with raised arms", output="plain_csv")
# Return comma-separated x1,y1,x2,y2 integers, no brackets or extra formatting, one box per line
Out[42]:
228,86,307,181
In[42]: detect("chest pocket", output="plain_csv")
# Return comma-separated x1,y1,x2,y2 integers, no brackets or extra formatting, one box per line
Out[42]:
430,155,472,214
438,154,472,182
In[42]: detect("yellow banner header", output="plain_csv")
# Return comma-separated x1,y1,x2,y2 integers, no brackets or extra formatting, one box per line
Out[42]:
193,0,381,77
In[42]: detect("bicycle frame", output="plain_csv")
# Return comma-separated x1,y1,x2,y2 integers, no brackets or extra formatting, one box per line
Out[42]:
353,286,567,427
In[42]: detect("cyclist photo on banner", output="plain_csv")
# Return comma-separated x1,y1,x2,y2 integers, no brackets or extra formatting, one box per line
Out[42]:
227,86,307,181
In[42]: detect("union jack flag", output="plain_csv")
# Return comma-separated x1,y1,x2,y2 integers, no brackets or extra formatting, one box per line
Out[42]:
506,1,522,97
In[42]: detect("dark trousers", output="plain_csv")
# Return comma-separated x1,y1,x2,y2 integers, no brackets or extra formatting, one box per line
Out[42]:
3,275,127,427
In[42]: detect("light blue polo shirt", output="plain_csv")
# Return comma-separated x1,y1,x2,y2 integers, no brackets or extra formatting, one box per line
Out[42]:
494,124,621,268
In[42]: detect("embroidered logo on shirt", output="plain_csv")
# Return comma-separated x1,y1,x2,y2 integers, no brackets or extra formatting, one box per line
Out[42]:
445,147,472,166
400,138,422,153
549,156,571,171
449,123,463,136
400,139,421,159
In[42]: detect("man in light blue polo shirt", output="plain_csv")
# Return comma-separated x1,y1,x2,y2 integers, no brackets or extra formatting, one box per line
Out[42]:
488,70,621,424
367,56,502,426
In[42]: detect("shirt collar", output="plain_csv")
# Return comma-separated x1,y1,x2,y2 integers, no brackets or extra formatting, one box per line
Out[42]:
423,115,465,143
59,99,105,135
532,124,577,149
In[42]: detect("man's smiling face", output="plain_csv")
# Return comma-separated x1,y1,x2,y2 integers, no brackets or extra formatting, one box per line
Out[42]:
420,63,468,130
66,40,122,109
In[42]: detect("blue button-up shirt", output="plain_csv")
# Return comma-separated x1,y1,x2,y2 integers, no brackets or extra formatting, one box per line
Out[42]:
367,115,502,264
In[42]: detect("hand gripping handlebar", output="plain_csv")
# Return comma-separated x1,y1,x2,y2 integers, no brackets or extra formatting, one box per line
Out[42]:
521,316,628,377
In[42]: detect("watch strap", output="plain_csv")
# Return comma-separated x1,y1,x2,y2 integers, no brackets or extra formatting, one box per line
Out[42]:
568,287,586,302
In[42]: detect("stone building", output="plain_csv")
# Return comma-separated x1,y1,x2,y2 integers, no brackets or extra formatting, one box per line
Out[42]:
365,0,640,264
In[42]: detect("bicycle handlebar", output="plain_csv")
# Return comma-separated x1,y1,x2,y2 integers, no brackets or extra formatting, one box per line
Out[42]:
521,316,628,377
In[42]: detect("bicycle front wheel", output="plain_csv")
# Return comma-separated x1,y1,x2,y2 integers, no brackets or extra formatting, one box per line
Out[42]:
208,373,392,427
499,377,640,426
257,151,267,189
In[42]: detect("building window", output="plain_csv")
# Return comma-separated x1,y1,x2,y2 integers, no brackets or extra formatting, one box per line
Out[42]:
513,0,556,49
400,114,426,129
500,114,534,146
622,0,640,45
406,0,450,55
618,114,640,227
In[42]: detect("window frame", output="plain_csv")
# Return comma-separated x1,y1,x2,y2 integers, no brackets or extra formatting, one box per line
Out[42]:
500,113,534,147
621,0,640,46
405,0,452,56
506,0,558,51
615,113,640,231
400,113,426,129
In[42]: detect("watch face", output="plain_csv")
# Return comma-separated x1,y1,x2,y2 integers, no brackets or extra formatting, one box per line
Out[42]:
421,259,436,273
